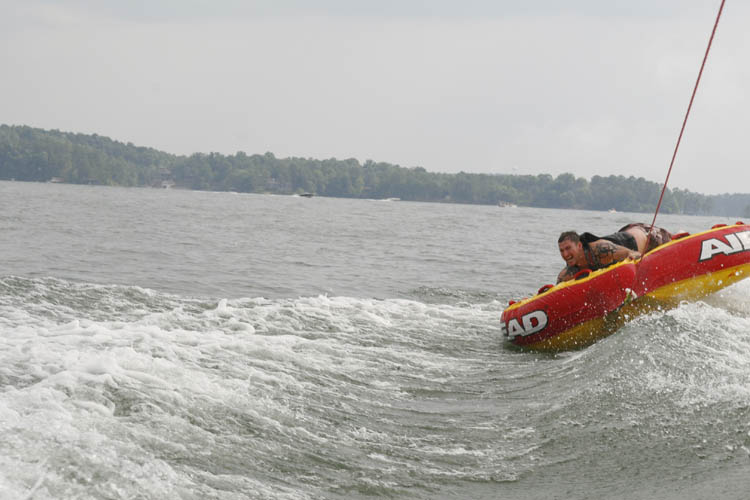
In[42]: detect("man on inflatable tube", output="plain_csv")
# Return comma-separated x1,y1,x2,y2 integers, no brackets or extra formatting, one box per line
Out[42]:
557,223,673,283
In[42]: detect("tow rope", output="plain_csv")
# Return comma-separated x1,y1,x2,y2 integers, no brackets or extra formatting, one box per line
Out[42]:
650,0,726,229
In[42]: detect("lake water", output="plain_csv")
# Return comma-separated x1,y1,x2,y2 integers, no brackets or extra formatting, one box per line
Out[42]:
2,180,750,499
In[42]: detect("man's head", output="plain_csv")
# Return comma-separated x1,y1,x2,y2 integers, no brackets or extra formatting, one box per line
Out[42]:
558,231,584,267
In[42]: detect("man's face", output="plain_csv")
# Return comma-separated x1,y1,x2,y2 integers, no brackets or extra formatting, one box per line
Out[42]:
558,238,584,267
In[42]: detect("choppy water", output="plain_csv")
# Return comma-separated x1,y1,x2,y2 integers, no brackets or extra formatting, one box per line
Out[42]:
2,180,750,499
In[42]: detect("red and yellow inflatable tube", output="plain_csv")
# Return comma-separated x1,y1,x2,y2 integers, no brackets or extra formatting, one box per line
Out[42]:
502,223,750,351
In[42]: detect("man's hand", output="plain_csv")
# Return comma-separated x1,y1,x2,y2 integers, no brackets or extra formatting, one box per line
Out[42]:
557,266,579,283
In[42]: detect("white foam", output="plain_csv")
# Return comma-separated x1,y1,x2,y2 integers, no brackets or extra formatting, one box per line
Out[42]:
0,287,515,496
633,300,750,408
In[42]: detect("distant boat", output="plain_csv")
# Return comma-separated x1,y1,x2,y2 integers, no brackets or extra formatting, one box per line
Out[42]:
608,208,617,213
498,201,517,208
299,193,314,198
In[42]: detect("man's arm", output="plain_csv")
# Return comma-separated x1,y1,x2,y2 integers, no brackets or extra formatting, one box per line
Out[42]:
589,240,641,268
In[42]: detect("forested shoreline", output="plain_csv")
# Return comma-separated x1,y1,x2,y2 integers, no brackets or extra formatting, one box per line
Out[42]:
2,124,748,216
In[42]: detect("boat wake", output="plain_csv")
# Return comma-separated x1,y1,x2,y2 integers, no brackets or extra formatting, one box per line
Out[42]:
3,276,749,499
0,276,517,499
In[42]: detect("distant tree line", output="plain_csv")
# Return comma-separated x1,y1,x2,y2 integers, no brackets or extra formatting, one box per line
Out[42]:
0,125,172,187
1,124,748,217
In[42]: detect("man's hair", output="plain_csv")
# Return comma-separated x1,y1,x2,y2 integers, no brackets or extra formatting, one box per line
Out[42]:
558,231,580,244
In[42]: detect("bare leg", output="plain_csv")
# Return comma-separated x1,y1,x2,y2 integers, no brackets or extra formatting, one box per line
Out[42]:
623,227,648,254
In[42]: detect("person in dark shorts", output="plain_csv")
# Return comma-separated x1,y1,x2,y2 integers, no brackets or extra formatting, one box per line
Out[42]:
616,222,673,254
556,223,673,283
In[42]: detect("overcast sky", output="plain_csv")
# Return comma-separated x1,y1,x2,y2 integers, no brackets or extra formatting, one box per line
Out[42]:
2,0,747,194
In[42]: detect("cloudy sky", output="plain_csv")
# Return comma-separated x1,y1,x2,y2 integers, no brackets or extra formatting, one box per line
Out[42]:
2,0,747,194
